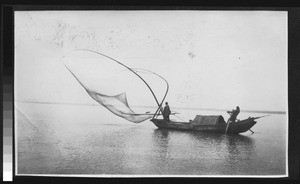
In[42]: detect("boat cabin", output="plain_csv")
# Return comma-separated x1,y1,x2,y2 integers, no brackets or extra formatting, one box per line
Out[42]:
190,115,226,125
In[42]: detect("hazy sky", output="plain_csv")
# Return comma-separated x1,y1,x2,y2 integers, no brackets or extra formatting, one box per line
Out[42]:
15,11,287,112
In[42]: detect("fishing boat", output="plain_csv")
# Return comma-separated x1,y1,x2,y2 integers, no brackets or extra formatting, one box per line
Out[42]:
150,115,267,134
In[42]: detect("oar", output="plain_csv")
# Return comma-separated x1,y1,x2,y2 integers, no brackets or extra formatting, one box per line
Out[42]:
247,115,270,134
174,114,185,121
224,110,233,134
252,115,270,120
225,118,230,134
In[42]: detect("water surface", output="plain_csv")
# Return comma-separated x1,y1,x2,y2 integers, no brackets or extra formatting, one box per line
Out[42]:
16,103,287,176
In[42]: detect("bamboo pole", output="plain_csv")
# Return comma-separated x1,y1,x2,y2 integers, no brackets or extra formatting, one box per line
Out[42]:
61,49,169,120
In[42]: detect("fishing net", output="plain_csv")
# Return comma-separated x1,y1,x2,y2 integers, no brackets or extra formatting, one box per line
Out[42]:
61,49,168,123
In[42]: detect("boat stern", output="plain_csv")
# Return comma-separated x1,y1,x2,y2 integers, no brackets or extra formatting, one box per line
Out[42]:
227,118,257,134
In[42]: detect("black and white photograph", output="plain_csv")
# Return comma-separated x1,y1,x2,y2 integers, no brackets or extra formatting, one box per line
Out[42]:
14,10,288,177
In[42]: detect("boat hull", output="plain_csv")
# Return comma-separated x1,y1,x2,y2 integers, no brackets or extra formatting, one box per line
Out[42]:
150,118,257,134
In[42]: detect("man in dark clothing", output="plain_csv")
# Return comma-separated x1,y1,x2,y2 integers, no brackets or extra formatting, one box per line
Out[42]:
163,102,171,121
227,106,240,123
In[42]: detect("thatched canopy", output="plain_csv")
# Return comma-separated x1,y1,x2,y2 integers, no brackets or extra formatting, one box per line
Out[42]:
192,115,226,125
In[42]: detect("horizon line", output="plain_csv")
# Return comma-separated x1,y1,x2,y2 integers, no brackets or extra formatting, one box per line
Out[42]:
15,100,286,114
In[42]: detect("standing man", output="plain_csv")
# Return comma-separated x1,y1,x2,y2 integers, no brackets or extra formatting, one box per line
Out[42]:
163,102,171,121
227,106,240,123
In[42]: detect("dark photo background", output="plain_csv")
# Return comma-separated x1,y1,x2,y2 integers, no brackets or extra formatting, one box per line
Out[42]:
1,2,299,183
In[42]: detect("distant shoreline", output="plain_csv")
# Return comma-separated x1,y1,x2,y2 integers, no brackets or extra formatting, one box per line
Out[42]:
16,100,286,114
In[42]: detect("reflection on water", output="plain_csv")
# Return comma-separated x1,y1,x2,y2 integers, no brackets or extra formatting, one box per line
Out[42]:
152,129,256,156
16,103,286,175
150,129,256,175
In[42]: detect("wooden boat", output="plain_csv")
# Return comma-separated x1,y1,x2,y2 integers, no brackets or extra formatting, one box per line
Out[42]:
150,115,266,134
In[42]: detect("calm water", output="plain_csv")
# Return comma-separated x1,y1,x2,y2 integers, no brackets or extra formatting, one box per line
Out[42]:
16,103,287,176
